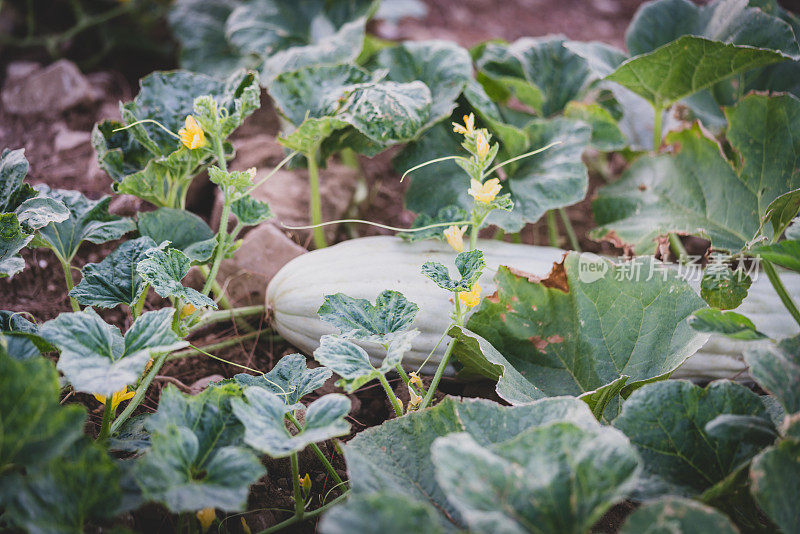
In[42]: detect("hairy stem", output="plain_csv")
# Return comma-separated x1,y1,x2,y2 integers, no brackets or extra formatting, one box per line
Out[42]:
58,256,80,312
97,397,115,442
257,492,349,534
419,293,462,410
131,284,149,320
307,149,327,249
669,233,688,263
109,350,169,435
558,208,581,252
286,412,345,487
290,452,304,518
190,305,265,331
763,260,800,328
378,373,404,417
546,210,560,248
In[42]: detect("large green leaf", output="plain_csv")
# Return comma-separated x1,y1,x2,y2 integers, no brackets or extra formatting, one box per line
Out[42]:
319,492,445,534
0,352,86,473
135,384,264,512
744,335,800,414
369,40,472,129
136,246,217,309
607,36,785,108
226,0,377,82
613,380,773,497
69,236,157,309
464,254,708,413
619,497,739,534
345,396,599,531
431,423,639,534
34,187,135,262
318,289,419,343
231,388,350,457
750,438,800,534
593,94,800,253
138,208,216,262
0,438,121,534
475,35,595,117
41,308,186,396
234,353,331,406
270,63,432,155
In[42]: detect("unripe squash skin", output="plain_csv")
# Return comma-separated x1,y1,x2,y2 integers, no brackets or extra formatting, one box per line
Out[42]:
266,236,800,379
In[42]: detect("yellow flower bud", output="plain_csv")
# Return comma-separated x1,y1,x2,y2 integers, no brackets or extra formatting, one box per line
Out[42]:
468,178,502,204
409,371,424,389
408,385,423,410
178,115,207,150
443,225,467,253
475,132,490,160
300,473,312,493
452,113,475,135
94,386,136,412
180,303,197,319
196,507,216,532
241,517,252,534
458,283,482,309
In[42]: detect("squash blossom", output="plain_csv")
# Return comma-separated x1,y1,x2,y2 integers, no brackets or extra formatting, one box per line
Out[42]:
408,385,423,410
178,115,207,150
196,508,216,532
468,178,502,204
94,386,135,412
452,113,475,136
300,473,312,493
459,283,482,309
443,225,467,252
180,303,197,319
475,132,490,160
409,371,424,389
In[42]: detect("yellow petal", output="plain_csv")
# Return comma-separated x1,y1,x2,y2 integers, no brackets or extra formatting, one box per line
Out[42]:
196,508,216,532
443,225,466,253
475,132,490,160
459,283,482,309
180,303,197,319
409,372,424,389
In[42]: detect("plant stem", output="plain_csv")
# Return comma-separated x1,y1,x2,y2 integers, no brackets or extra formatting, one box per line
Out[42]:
469,221,478,251
653,104,663,151
558,208,581,252
286,413,345,487
202,198,231,297
306,149,327,249
97,398,114,442
256,492,349,534
290,452,304,519
762,260,800,328
168,331,266,361
58,256,80,312
378,373,404,417
546,210,560,248
131,284,149,320
109,350,169,435
190,305,265,331
419,341,455,411
668,233,688,263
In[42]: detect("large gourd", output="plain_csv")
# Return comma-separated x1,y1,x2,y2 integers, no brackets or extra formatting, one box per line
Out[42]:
266,236,800,379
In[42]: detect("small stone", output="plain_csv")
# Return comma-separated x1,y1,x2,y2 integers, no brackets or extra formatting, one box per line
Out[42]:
2,60,94,116
53,125,90,152
189,374,226,395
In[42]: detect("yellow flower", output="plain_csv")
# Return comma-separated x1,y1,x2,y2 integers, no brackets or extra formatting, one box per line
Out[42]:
300,473,312,493
459,283,482,309
409,371,424,389
468,178,502,204
475,132,490,160
408,385,423,410
196,508,216,532
443,225,467,253
178,115,207,149
452,113,475,135
180,303,197,319
241,517,252,534
94,386,135,412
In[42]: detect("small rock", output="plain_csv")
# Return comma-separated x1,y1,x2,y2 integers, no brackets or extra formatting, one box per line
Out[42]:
189,374,226,395
2,59,95,116
53,125,90,152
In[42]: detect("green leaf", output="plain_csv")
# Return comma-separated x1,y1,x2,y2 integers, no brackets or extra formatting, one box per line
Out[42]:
474,36,595,117
231,195,273,226
319,492,444,534
232,388,350,457
705,414,778,447
234,353,331,406
421,249,485,292
762,188,800,237
606,36,785,108
136,247,217,309
579,375,631,421
226,0,377,82
0,310,51,359
317,289,419,343
69,236,157,309
613,380,773,497
270,64,432,155
135,384,263,512
619,497,739,534
752,240,800,273
689,308,767,340
0,147,33,212
564,101,627,151
744,335,800,414
593,91,800,253
465,254,708,415
34,187,135,262
564,40,627,78
41,308,186,396
344,396,600,531
313,334,416,392
431,423,640,534
208,166,254,200
0,438,121,534
750,438,800,534
700,263,752,309
398,205,469,242
0,352,86,472
369,40,472,129
138,208,216,262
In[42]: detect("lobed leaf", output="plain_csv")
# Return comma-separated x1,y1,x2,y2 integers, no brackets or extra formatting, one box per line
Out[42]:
138,208,216,262
234,352,331,406
317,289,419,343
744,335,800,414
619,497,739,534
136,246,217,309
421,249,485,292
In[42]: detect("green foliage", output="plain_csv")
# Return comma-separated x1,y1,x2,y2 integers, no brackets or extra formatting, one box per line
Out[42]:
700,263,752,309
41,308,186,396
619,497,739,534
138,208,217,262
421,249,485,292
398,205,469,242
752,240,800,274
231,387,350,456
745,335,800,414
136,246,218,309
234,353,332,406
689,309,768,340
320,493,445,534
0,310,51,359
231,195,273,226
750,438,800,534
318,290,419,343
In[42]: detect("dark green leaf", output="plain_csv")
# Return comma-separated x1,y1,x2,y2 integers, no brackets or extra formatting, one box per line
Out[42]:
619,497,739,534
705,414,778,447
234,353,331,406
69,236,157,308
0,310,51,359
398,205,469,243
752,240,800,273
745,335,800,414
317,289,419,343
700,263,752,309
689,309,767,340
564,101,627,151
231,196,273,226
761,188,800,237
421,249,485,292
319,492,444,534
136,247,217,309
750,439,800,534
138,208,216,262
